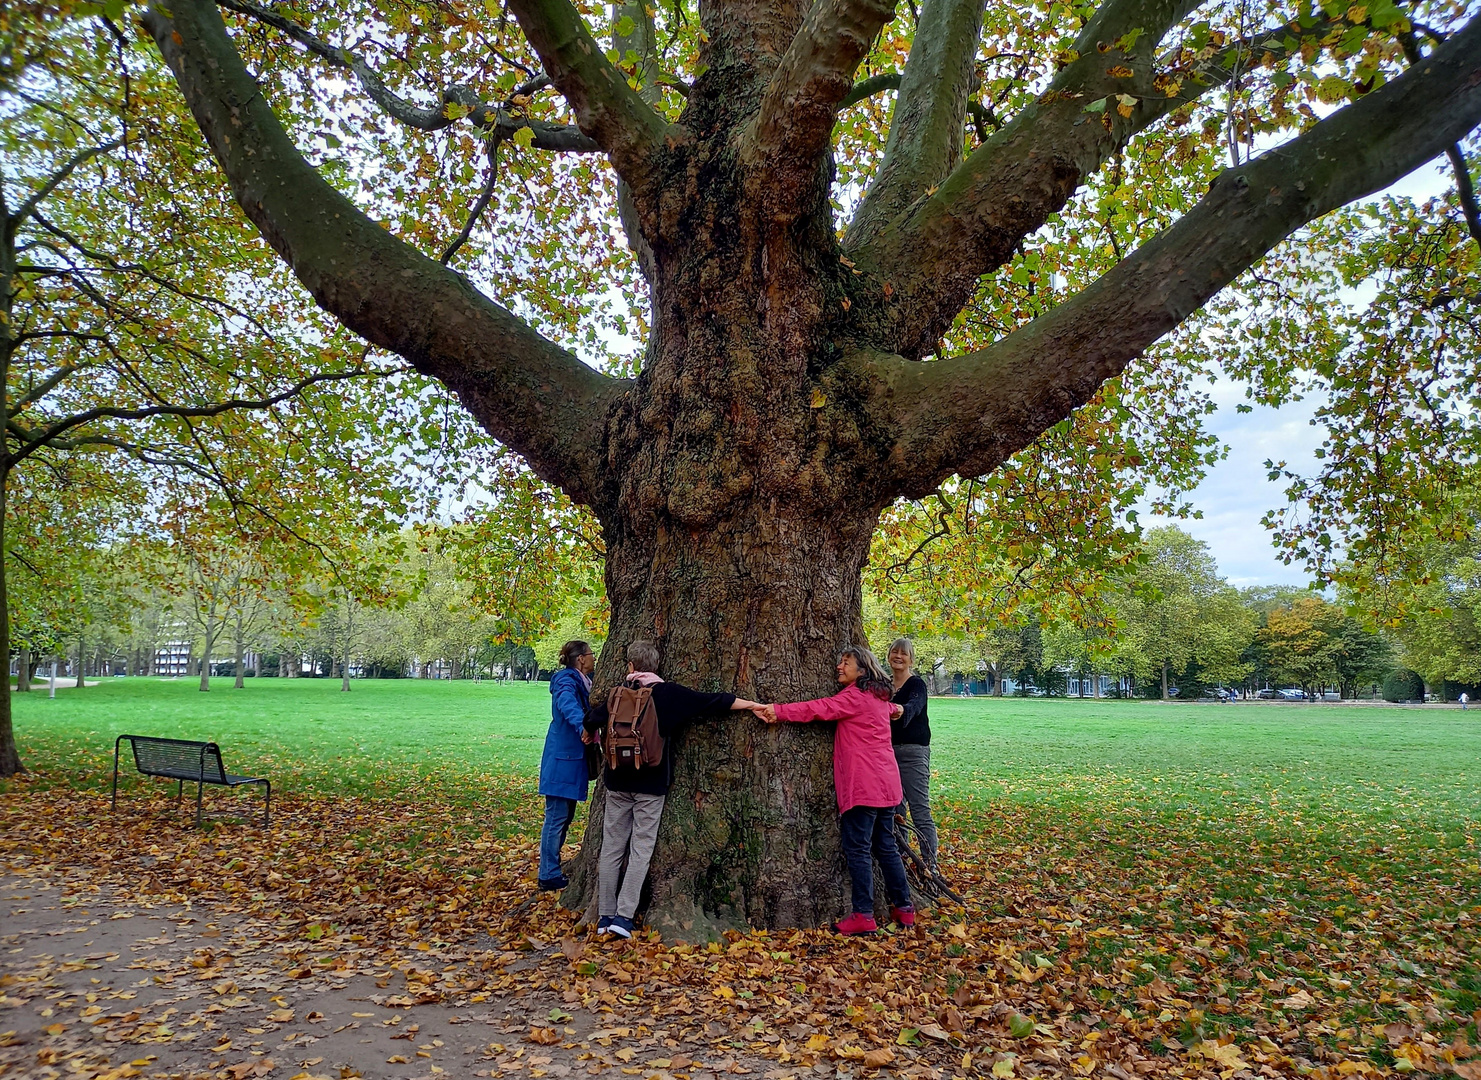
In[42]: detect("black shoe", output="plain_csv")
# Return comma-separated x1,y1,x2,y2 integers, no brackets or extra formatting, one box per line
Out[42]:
537,874,568,891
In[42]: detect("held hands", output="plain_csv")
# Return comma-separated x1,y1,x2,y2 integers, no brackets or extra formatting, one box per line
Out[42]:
889,703,904,721
751,704,778,724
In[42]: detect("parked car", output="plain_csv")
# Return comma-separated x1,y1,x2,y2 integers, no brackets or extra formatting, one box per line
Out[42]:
1279,688,1307,700
1257,688,1281,699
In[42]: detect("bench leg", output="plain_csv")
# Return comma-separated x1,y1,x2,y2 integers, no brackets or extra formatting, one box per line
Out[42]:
261,781,270,828
112,739,122,812
196,780,204,827
177,778,183,810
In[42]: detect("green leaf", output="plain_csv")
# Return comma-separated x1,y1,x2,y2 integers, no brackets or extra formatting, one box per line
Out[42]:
512,126,536,149
1083,97,1107,114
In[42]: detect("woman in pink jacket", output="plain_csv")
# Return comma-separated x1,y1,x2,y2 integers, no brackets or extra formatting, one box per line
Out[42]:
756,646,914,935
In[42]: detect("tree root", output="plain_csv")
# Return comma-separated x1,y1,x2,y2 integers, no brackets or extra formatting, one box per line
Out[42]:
894,815,966,909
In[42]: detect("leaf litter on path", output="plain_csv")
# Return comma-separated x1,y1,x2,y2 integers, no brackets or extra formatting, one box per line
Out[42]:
2,778,1479,1080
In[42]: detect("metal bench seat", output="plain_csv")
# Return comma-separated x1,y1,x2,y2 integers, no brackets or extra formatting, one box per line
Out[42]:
112,734,270,826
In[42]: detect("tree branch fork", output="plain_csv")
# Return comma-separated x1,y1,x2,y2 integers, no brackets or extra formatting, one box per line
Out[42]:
146,0,1481,510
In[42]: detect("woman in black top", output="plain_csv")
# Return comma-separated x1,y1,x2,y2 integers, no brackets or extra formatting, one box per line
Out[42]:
888,637,937,867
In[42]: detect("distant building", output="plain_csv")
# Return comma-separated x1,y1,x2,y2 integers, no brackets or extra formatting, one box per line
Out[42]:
154,641,192,676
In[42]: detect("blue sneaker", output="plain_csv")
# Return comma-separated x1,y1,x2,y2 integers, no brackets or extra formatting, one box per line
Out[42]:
596,915,614,935
607,916,634,939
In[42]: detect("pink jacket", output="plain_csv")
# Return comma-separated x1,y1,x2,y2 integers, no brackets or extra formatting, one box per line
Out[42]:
774,684,903,814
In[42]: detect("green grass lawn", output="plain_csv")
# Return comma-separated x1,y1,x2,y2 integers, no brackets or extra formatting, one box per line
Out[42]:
9,678,1481,1058
8,678,1481,830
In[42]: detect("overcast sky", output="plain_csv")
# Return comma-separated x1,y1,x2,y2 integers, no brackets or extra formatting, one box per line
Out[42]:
1140,155,1458,589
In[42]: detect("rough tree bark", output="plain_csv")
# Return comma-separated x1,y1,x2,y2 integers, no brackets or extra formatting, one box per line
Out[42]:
233,609,246,689
143,0,1481,931
198,615,216,692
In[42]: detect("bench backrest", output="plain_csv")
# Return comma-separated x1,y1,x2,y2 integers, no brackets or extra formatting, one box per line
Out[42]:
127,736,227,783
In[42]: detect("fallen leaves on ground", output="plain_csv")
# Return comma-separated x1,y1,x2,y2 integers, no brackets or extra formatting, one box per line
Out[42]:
2,769,1479,1080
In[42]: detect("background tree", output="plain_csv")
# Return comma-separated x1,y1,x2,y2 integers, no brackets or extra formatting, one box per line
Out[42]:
1112,527,1254,698
130,0,1481,931
0,6,460,770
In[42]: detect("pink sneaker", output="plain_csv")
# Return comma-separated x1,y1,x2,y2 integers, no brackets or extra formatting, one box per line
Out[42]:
834,912,878,935
890,904,916,927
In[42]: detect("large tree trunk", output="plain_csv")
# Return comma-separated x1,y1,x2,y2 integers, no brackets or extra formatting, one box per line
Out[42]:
341,602,351,692
565,489,881,936
1161,660,1169,701
0,479,22,776
17,647,30,693
233,612,245,689
199,625,215,692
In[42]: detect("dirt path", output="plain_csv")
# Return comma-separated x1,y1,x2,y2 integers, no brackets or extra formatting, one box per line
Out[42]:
0,873,777,1080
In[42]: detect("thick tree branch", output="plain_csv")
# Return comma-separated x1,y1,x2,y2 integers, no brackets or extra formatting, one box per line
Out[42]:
843,0,987,246
10,139,123,226
742,0,898,210
216,0,600,152
1446,144,1481,246
7,363,85,417
849,3,1338,357
440,137,505,265
1396,23,1481,248
504,0,675,198
871,11,1481,497
841,70,902,108
1129,16,1341,129
612,0,661,285
144,0,621,506
4,368,368,470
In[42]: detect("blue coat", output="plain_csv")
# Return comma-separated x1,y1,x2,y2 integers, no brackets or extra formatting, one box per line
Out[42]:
540,667,592,801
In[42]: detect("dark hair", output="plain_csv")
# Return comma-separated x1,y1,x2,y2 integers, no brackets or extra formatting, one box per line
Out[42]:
840,645,893,700
559,640,592,668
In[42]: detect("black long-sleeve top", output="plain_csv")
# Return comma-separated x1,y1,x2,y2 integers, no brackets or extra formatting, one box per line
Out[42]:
890,674,931,746
584,679,737,796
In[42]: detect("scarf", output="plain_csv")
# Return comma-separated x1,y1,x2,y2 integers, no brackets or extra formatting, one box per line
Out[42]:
626,671,664,688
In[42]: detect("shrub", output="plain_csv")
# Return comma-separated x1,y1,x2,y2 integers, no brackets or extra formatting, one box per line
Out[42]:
1382,669,1425,703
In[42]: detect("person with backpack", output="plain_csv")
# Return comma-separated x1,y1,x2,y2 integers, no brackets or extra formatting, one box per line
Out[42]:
582,640,762,939
754,645,914,935
537,640,595,891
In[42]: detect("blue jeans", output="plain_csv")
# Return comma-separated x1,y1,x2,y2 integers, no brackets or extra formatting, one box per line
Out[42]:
839,805,911,915
539,796,577,881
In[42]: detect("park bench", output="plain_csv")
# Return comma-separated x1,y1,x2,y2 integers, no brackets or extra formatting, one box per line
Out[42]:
111,735,270,826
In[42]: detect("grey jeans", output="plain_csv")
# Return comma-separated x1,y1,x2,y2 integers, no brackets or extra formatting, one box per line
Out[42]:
894,743,938,864
599,790,666,919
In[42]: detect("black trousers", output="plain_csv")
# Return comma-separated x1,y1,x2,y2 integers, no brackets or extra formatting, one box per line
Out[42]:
839,805,911,915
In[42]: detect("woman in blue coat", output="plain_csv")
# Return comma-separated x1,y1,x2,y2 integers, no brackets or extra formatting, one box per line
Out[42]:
538,640,595,890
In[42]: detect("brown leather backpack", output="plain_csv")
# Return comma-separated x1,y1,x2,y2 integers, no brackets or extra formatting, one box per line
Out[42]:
604,684,663,771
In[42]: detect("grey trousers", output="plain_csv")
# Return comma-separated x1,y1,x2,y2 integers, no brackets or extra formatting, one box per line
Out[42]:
894,743,938,864
599,790,666,919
